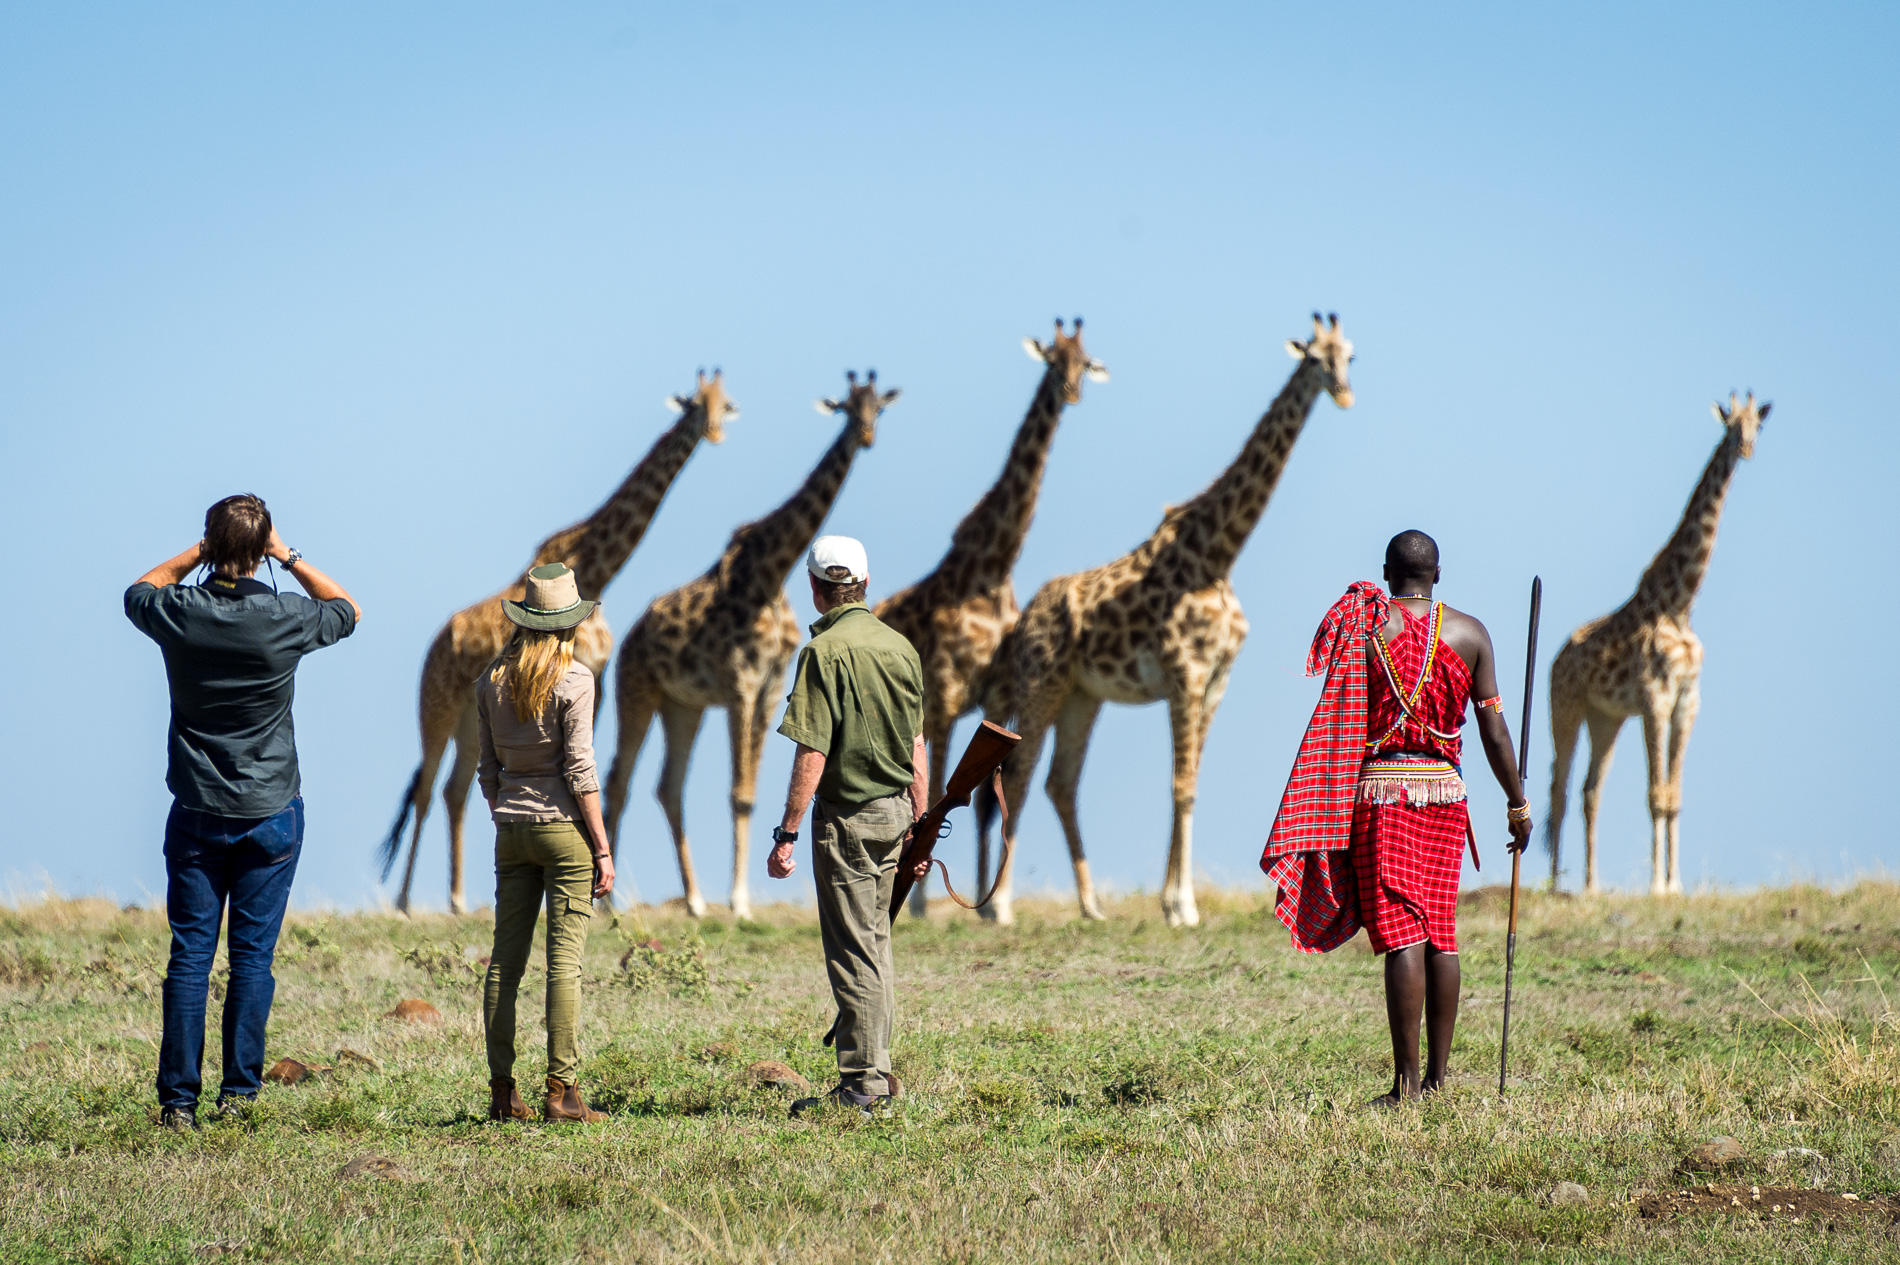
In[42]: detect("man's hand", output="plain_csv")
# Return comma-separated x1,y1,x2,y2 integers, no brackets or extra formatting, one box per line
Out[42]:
592,851,616,899
768,840,796,879
264,527,291,564
1507,807,1533,854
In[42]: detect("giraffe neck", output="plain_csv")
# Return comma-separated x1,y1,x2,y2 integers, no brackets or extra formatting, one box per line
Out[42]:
1627,426,1744,621
721,419,866,605
535,407,708,598
1154,358,1327,580
930,367,1068,592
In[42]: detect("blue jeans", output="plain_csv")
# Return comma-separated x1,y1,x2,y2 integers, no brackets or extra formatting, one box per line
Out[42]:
157,797,303,1110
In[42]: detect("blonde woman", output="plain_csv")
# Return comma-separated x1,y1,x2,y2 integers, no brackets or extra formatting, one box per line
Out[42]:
477,563,615,1123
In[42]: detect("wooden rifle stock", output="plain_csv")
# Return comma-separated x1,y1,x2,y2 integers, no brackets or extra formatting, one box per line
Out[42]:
888,721,1020,917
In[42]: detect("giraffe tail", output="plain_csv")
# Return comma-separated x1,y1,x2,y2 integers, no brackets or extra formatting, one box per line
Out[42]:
377,766,422,882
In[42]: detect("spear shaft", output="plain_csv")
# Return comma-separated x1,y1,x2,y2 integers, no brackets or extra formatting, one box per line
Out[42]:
1499,576,1541,1097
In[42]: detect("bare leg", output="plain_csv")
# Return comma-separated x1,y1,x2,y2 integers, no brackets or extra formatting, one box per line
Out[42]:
1374,943,1426,1106
1640,702,1672,897
656,701,708,918
1044,692,1106,921
1421,948,1460,1092
1580,713,1622,895
441,705,481,916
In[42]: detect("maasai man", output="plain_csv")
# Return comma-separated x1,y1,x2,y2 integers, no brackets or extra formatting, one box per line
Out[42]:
1261,531,1531,1105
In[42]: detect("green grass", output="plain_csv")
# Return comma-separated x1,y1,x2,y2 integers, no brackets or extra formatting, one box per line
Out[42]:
3,882,1897,1263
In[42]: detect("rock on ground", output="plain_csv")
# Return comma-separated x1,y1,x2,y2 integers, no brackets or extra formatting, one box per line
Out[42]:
383,999,443,1024
1681,1136,1747,1171
263,1057,332,1085
747,1060,810,1092
1548,1182,1589,1207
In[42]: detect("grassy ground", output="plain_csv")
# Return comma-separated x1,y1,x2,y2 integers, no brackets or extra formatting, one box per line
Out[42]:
2,881,1897,1263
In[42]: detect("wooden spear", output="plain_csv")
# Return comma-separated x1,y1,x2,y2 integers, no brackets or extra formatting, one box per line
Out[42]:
1499,576,1541,1097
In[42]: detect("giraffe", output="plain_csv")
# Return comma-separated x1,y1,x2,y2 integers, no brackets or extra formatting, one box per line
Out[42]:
1546,391,1769,896
603,369,900,920
983,314,1354,927
876,318,1107,914
379,371,736,914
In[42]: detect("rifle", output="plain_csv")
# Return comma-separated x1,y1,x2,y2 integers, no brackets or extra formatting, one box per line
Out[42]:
889,720,1021,919
821,721,1021,1048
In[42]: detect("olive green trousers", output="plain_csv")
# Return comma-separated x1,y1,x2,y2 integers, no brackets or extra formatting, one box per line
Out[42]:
482,820,594,1084
812,792,912,1098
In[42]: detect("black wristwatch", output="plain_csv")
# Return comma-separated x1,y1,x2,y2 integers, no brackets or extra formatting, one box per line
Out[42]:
771,826,797,846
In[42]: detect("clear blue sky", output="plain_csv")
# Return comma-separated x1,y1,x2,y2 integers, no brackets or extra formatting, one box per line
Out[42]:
4,2,1895,910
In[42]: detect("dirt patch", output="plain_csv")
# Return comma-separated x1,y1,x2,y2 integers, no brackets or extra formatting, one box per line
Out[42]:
1638,1184,1897,1222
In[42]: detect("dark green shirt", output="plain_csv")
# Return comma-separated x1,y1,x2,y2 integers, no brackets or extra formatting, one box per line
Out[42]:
777,603,924,806
125,575,357,817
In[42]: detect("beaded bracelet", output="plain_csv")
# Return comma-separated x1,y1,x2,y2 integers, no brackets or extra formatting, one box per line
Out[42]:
1506,801,1533,824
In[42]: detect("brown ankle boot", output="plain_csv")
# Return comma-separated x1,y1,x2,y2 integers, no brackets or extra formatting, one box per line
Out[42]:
543,1076,605,1123
488,1077,533,1122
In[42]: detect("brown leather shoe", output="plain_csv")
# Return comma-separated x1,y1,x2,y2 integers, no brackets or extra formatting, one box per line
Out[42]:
488,1077,533,1122
543,1076,605,1123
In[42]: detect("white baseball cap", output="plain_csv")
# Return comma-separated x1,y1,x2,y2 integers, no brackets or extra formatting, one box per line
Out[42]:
807,535,869,585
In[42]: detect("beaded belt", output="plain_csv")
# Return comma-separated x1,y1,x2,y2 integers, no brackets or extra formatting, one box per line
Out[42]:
1357,755,1468,806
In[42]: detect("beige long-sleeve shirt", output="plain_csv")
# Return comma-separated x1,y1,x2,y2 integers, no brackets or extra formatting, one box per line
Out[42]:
476,661,600,823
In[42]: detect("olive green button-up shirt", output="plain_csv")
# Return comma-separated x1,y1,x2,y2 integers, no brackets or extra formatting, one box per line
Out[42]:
777,603,925,806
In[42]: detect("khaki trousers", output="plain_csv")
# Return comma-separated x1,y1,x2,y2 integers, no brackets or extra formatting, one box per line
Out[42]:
812,792,912,1098
482,820,594,1084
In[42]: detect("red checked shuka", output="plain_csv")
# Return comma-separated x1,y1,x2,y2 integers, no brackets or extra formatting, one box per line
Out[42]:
1262,583,1479,955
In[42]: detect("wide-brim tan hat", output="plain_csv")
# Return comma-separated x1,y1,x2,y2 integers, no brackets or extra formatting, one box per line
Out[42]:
503,563,598,631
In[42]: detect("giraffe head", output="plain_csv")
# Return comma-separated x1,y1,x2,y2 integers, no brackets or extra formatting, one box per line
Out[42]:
814,369,901,445
1712,391,1770,459
1283,312,1354,408
665,368,738,444
1022,316,1110,404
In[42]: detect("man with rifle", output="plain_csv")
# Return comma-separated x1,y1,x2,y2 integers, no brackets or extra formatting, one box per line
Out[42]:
1260,531,1532,1105
769,535,928,1118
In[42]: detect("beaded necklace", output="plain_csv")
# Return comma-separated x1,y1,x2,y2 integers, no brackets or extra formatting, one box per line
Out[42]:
1367,601,1460,748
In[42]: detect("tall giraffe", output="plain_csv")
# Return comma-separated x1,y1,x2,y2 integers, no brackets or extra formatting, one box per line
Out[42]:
604,370,899,919
1546,392,1768,895
380,371,736,913
877,318,1107,914
983,314,1354,927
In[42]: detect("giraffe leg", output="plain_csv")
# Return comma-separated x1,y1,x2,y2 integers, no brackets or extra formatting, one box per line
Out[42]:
1545,695,1585,889
1663,683,1699,896
1580,713,1622,895
441,704,481,916
724,687,774,922
604,664,662,871
1160,678,1212,930
987,680,1068,927
1639,701,1672,897
392,699,460,915
909,717,952,918
1044,691,1106,922
656,700,708,918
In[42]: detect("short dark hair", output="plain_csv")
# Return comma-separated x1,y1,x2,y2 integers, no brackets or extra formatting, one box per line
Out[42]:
1384,529,1439,582
204,493,272,576
812,569,866,606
